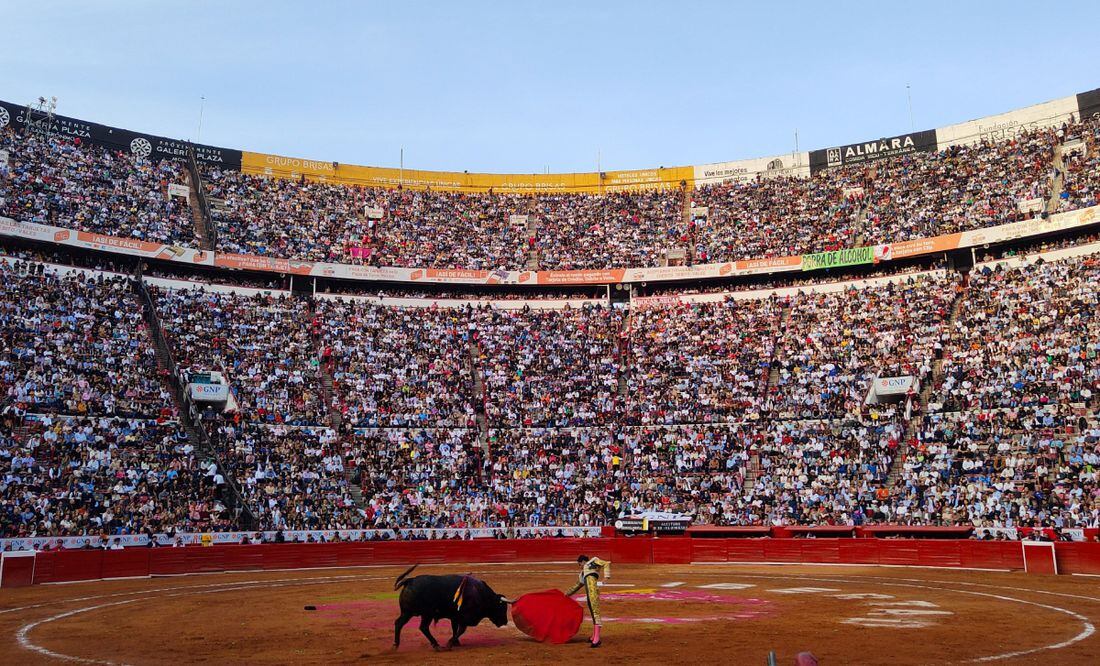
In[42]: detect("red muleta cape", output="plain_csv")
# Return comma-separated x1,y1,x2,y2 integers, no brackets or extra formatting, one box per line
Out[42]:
510,589,584,644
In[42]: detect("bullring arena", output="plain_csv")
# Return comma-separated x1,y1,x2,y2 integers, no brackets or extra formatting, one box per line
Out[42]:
4,539,1100,664
7,5,1100,665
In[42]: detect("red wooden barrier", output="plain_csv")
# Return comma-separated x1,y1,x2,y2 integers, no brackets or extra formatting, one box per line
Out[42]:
21,538,1100,586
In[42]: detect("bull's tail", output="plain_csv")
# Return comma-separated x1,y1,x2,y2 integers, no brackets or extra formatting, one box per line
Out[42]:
394,563,419,590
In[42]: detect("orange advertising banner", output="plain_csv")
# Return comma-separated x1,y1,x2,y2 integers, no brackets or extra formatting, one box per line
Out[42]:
214,253,316,275
734,255,804,272
536,269,627,285
240,151,692,194
886,233,963,260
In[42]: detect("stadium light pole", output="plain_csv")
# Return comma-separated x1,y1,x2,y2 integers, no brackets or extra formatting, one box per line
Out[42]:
197,96,205,143
907,85,914,131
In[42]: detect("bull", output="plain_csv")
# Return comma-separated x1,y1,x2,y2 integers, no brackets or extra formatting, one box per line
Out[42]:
392,564,513,650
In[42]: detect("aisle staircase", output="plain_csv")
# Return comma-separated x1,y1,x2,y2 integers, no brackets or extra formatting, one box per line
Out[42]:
469,339,490,454
185,170,214,251
184,147,218,251
319,362,342,431
1049,142,1067,212
850,201,869,248
616,308,632,465
681,182,695,262
764,303,793,397
884,276,970,490
132,274,256,529
524,203,541,271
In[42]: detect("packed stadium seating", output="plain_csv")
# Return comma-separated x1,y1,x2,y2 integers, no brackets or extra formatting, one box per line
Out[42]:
3,241,1098,538
1,128,196,245
1,415,232,538
2,96,1100,541
3,113,1097,271
0,262,172,418
152,287,325,426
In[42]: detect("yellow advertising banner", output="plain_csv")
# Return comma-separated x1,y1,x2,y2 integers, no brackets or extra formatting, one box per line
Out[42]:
240,152,691,193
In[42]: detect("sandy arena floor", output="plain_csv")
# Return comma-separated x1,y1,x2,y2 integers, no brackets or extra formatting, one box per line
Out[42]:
2,563,1100,664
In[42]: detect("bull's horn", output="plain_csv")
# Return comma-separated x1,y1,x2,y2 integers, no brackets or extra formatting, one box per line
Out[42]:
499,595,516,604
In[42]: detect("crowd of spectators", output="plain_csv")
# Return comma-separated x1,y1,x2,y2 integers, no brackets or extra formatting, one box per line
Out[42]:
768,274,959,419
625,298,782,424
893,409,1098,528
1,415,232,538
1,129,195,244
153,287,324,425
3,245,1100,536
1060,114,1100,212
474,305,624,427
352,428,487,528
854,128,1055,245
3,118,1098,276
318,298,477,427
934,258,1100,412
0,262,172,418
214,423,360,530
692,174,858,261
202,168,388,263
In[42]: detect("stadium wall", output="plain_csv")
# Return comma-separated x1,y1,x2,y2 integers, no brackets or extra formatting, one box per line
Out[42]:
10,538,1100,588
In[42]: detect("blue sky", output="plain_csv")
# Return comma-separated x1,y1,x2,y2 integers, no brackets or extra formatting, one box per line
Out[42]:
4,1,1099,173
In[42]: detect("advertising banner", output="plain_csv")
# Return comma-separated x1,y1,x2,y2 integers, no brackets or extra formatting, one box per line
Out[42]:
935,94,1079,149
809,129,937,174
0,217,213,264
692,153,811,185
2,203,1098,287
1077,86,1100,122
874,376,917,396
801,246,874,271
167,183,190,198
240,150,692,193
0,99,241,169
614,511,694,534
189,383,229,402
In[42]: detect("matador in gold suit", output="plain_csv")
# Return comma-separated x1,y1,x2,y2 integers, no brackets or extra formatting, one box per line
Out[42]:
565,554,611,647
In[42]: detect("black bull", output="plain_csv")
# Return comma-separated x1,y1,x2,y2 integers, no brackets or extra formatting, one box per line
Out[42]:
393,565,512,650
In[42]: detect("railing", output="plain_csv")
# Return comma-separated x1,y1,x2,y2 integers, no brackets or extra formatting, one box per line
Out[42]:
186,144,218,249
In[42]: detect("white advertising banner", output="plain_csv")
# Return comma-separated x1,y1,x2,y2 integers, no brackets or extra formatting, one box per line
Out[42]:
189,383,230,402
0,526,604,552
0,217,214,265
365,206,385,219
167,183,190,198
935,94,1079,149
959,204,1099,247
692,152,810,185
874,376,917,396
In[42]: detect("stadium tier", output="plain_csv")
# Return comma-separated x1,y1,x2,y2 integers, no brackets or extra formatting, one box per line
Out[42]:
1,90,1100,542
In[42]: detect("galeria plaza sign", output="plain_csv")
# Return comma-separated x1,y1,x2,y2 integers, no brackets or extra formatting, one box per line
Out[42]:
801,246,874,271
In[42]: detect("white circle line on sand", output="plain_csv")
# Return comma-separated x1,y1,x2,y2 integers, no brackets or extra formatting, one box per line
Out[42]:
721,572,1096,663
676,564,1100,607
13,575,393,665
9,568,1096,664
